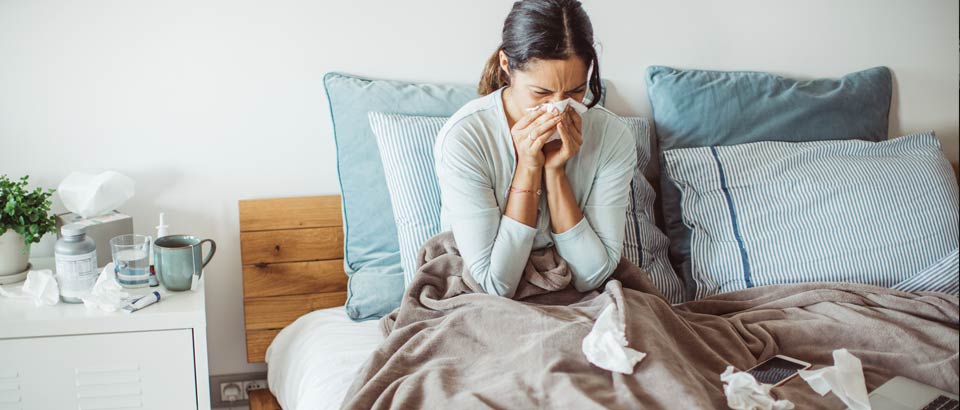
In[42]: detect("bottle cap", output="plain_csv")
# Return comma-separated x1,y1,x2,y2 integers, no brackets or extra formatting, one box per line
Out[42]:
61,223,87,237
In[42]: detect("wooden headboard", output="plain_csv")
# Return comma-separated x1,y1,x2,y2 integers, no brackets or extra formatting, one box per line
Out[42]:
239,195,349,363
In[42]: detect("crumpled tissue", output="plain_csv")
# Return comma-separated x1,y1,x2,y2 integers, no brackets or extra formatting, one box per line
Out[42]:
798,349,871,410
721,366,795,410
0,269,60,306
80,263,134,312
581,303,646,374
526,98,589,143
58,171,135,218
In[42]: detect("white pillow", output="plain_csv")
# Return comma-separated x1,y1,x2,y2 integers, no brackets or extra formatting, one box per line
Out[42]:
265,308,382,410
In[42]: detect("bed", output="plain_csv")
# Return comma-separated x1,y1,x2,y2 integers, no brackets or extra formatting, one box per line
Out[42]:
241,69,959,409
240,195,959,410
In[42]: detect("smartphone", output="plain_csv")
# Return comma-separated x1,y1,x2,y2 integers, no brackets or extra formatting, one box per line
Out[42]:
743,355,812,387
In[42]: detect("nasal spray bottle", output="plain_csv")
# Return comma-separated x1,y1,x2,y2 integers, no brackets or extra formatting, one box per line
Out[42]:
148,213,169,287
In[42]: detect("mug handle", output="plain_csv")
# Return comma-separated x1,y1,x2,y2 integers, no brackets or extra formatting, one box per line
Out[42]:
198,239,217,280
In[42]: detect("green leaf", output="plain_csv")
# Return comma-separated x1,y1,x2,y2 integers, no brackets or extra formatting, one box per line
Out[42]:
0,174,57,246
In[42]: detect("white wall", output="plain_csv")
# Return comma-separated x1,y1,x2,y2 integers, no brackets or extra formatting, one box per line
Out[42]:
2,0,957,377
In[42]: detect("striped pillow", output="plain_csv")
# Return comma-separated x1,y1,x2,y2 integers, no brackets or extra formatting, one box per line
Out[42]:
893,248,959,295
663,132,959,299
622,118,683,303
369,112,683,302
369,113,447,287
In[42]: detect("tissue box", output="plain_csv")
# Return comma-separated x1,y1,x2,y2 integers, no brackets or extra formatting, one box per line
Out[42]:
56,211,134,268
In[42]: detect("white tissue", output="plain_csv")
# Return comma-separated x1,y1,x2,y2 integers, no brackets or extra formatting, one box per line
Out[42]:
525,98,589,143
582,303,646,374
0,269,60,306
80,263,134,312
721,366,795,410
58,171,135,218
798,349,871,410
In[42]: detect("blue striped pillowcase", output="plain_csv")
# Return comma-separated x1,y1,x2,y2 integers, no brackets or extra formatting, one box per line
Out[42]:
368,113,446,287
893,248,959,294
369,112,683,303
621,118,684,303
663,132,959,299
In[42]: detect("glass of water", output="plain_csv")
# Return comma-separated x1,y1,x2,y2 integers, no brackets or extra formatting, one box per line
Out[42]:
110,234,152,288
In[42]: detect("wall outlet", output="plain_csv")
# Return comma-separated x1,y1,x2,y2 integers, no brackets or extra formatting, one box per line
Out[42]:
243,379,268,394
220,382,246,402
210,372,267,408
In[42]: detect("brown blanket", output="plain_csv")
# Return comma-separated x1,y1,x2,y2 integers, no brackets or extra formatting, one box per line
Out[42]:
341,232,959,409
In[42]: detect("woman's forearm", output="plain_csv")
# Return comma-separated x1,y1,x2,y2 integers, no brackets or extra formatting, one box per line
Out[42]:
504,164,543,227
546,166,621,292
544,168,583,233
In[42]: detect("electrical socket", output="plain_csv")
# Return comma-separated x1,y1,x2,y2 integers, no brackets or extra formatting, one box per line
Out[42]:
243,379,268,393
210,372,267,408
220,382,246,402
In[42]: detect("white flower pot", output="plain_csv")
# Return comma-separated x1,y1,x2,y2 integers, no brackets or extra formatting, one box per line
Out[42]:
0,228,30,276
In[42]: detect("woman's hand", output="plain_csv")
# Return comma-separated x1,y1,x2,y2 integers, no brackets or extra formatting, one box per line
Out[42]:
543,108,583,172
511,108,563,171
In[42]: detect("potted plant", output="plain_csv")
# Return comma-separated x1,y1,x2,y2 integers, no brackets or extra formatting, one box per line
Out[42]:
0,175,56,279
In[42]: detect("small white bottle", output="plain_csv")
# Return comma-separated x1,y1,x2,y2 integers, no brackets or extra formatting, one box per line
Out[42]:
54,224,98,303
149,212,169,287
155,212,169,238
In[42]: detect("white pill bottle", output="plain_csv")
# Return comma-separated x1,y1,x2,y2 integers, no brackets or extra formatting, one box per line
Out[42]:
54,223,98,303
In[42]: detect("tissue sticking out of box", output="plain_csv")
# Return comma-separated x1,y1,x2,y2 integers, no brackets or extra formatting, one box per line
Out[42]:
58,171,135,218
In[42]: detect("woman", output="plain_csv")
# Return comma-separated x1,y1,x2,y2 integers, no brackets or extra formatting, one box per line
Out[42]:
434,0,635,298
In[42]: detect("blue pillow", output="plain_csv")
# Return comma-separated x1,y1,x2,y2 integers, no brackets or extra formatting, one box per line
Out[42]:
368,112,684,303
663,132,959,299
323,73,476,320
645,66,893,292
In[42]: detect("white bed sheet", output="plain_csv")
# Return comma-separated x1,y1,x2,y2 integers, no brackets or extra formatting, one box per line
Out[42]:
265,307,383,410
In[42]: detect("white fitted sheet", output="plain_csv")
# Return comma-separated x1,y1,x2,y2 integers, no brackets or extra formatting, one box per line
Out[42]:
265,307,383,410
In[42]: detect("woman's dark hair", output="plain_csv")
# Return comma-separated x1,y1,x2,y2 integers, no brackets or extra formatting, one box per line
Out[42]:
479,0,601,108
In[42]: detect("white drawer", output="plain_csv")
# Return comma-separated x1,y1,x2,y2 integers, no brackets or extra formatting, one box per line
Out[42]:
0,329,197,410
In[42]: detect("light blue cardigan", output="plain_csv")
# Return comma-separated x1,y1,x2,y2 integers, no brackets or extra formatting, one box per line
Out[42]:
434,88,635,297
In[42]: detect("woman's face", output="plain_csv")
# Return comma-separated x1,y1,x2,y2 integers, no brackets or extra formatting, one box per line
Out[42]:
500,52,588,109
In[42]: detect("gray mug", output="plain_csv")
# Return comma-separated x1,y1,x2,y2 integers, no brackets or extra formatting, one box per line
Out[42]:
154,235,216,291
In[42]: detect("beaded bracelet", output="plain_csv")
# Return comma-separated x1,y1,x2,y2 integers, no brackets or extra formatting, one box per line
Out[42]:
509,186,542,196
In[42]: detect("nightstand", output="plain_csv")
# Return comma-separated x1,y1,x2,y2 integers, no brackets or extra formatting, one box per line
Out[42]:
0,257,210,410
